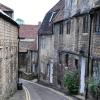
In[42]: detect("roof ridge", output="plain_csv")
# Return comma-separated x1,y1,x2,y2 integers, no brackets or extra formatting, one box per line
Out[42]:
49,0,64,12
0,3,13,11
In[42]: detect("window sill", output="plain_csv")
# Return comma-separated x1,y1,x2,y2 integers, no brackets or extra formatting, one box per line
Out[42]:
82,32,88,36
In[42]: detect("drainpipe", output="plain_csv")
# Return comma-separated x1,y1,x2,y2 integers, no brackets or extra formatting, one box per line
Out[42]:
18,26,20,84
37,34,40,82
17,25,23,90
85,13,93,100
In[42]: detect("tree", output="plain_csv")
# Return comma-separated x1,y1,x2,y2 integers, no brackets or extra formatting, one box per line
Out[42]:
16,18,24,25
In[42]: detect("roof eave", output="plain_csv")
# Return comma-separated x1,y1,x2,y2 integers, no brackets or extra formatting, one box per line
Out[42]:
0,12,19,27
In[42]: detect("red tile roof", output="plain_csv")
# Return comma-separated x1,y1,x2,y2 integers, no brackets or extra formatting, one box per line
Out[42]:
19,25,39,51
19,25,39,39
0,3,13,12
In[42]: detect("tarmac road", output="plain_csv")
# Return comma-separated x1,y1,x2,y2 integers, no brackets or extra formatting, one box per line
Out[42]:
21,79,68,100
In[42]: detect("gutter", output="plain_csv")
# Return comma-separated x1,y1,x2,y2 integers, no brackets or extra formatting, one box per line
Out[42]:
18,26,20,84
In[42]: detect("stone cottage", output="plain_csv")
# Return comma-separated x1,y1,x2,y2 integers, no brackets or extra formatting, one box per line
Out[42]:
39,0,100,97
53,0,100,96
38,0,65,84
19,24,39,78
0,4,19,100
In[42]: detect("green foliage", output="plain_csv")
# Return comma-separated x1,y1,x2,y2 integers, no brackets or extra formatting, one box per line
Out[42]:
88,78,97,93
16,18,24,25
88,78,100,96
64,71,79,94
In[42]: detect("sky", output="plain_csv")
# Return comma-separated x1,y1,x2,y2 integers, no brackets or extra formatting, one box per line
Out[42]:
0,0,59,25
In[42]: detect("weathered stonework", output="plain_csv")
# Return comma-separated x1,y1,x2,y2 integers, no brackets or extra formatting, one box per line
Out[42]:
0,16,18,100
39,35,54,82
19,25,39,77
39,0,100,96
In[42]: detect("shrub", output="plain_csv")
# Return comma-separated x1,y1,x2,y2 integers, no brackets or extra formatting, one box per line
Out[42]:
88,78,100,98
88,78,97,94
64,70,79,94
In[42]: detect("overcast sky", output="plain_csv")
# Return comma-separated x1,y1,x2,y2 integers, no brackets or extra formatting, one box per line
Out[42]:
0,0,59,24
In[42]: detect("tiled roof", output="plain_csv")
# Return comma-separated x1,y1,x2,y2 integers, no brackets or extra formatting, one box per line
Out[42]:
38,12,54,35
50,0,64,13
53,1,64,23
0,3,13,12
38,0,65,35
19,25,39,38
19,25,39,51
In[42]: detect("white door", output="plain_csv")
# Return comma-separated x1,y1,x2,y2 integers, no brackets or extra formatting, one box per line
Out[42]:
49,63,53,83
32,64,35,73
80,57,86,94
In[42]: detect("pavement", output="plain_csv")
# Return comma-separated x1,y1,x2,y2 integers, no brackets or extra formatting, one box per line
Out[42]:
74,95,85,100
8,79,84,100
8,90,26,100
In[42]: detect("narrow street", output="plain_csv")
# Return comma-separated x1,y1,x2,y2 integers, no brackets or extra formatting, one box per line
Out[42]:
21,79,68,100
1,0,100,100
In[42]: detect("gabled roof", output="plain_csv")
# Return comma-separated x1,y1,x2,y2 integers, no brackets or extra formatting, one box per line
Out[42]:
38,0,65,35
0,3,13,12
19,25,39,39
0,10,18,27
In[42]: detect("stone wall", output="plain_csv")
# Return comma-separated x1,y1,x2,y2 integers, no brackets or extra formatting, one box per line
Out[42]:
19,51,38,75
0,18,18,100
39,35,54,82
64,0,100,19
39,0,100,93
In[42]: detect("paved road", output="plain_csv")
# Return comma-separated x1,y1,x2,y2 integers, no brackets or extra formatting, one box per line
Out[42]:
21,79,68,100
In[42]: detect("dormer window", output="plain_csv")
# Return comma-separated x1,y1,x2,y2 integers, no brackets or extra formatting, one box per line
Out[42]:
49,12,56,22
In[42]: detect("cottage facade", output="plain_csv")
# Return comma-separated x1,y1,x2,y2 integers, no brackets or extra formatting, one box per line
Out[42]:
0,6,18,100
38,0,64,84
53,0,100,94
19,25,39,78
